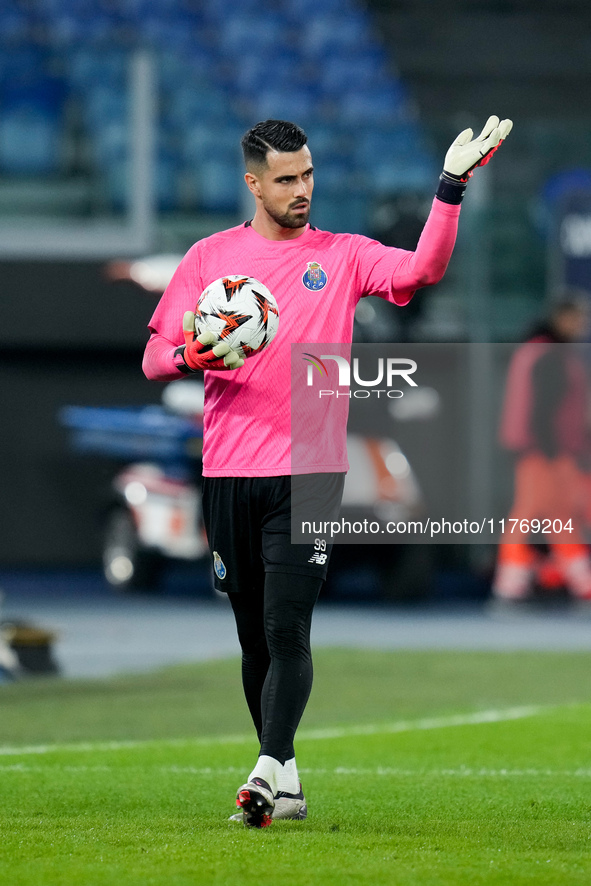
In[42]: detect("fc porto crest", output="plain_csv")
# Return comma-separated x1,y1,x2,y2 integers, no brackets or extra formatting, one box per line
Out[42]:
213,551,226,580
302,261,328,291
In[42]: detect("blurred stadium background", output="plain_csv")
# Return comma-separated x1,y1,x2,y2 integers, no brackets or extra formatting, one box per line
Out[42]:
2,0,591,617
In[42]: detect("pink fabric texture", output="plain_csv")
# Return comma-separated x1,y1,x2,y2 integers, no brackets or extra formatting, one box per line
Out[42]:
143,198,460,476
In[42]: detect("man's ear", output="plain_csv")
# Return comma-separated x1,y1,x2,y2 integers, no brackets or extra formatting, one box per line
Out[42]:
244,172,261,199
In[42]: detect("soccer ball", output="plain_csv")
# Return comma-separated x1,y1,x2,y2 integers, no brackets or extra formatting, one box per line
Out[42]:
194,276,280,359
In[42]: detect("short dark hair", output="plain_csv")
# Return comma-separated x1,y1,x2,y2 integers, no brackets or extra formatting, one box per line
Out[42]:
241,119,308,170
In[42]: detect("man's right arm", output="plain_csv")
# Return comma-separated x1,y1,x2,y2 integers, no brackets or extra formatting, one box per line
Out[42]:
142,243,244,381
143,322,245,381
142,244,200,382
142,331,192,382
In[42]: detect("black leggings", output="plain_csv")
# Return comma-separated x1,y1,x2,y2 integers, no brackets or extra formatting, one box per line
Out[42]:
228,571,323,765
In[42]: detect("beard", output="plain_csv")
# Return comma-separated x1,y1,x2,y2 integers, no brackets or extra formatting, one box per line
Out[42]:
263,199,310,229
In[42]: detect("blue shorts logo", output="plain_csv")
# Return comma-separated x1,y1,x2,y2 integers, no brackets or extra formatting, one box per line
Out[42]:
302,261,328,291
213,551,226,580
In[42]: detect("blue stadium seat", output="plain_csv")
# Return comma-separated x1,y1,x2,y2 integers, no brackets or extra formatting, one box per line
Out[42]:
338,84,411,126
83,85,128,132
45,13,89,47
49,0,103,12
48,10,117,45
0,8,30,44
0,46,46,84
282,0,356,20
195,156,243,213
319,53,390,97
158,49,215,95
299,12,372,58
2,70,65,113
138,16,200,53
0,57,66,176
180,121,244,167
366,156,436,195
101,156,127,210
353,123,428,168
0,107,62,175
44,0,133,44
166,83,230,131
91,120,127,168
155,150,180,211
304,122,350,154
202,0,263,22
101,149,180,212
253,88,319,125
122,0,190,18
218,14,287,57
231,52,302,98
67,48,128,90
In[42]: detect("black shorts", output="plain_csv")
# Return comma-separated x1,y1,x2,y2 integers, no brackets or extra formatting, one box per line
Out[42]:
201,473,346,594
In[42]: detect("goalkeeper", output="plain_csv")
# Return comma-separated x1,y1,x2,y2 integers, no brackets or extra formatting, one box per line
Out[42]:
143,115,512,827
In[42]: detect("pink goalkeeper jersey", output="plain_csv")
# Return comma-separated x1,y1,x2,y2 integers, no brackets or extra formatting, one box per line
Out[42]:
144,197,461,477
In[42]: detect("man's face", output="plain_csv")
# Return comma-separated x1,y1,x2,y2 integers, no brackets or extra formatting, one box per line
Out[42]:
247,146,314,229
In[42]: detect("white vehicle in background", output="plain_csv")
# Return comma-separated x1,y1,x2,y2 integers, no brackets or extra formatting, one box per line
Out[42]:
61,378,425,599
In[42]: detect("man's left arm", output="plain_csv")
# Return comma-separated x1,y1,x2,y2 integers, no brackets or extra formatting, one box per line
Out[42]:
358,115,513,305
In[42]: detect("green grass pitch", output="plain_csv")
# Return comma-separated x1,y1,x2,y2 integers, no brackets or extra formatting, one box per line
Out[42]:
1,649,591,885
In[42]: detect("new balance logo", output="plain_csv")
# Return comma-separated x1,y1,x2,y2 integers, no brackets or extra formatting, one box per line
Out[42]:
309,537,328,565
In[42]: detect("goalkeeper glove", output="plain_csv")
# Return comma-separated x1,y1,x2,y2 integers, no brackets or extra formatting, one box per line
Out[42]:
436,115,513,204
177,310,245,372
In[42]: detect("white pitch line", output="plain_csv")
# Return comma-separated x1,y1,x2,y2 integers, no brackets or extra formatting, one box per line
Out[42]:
2,764,590,778
297,705,547,740
0,705,551,758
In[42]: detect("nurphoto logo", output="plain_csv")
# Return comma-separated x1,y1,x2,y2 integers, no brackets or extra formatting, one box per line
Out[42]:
303,353,418,398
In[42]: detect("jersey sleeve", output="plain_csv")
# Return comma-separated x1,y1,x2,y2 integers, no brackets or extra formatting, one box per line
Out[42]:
354,197,461,306
142,244,204,381
147,242,203,339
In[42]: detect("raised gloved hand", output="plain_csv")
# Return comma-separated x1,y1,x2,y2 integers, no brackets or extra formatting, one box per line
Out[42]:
437,115,513,204
444,115,513,181
180,310,245,371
